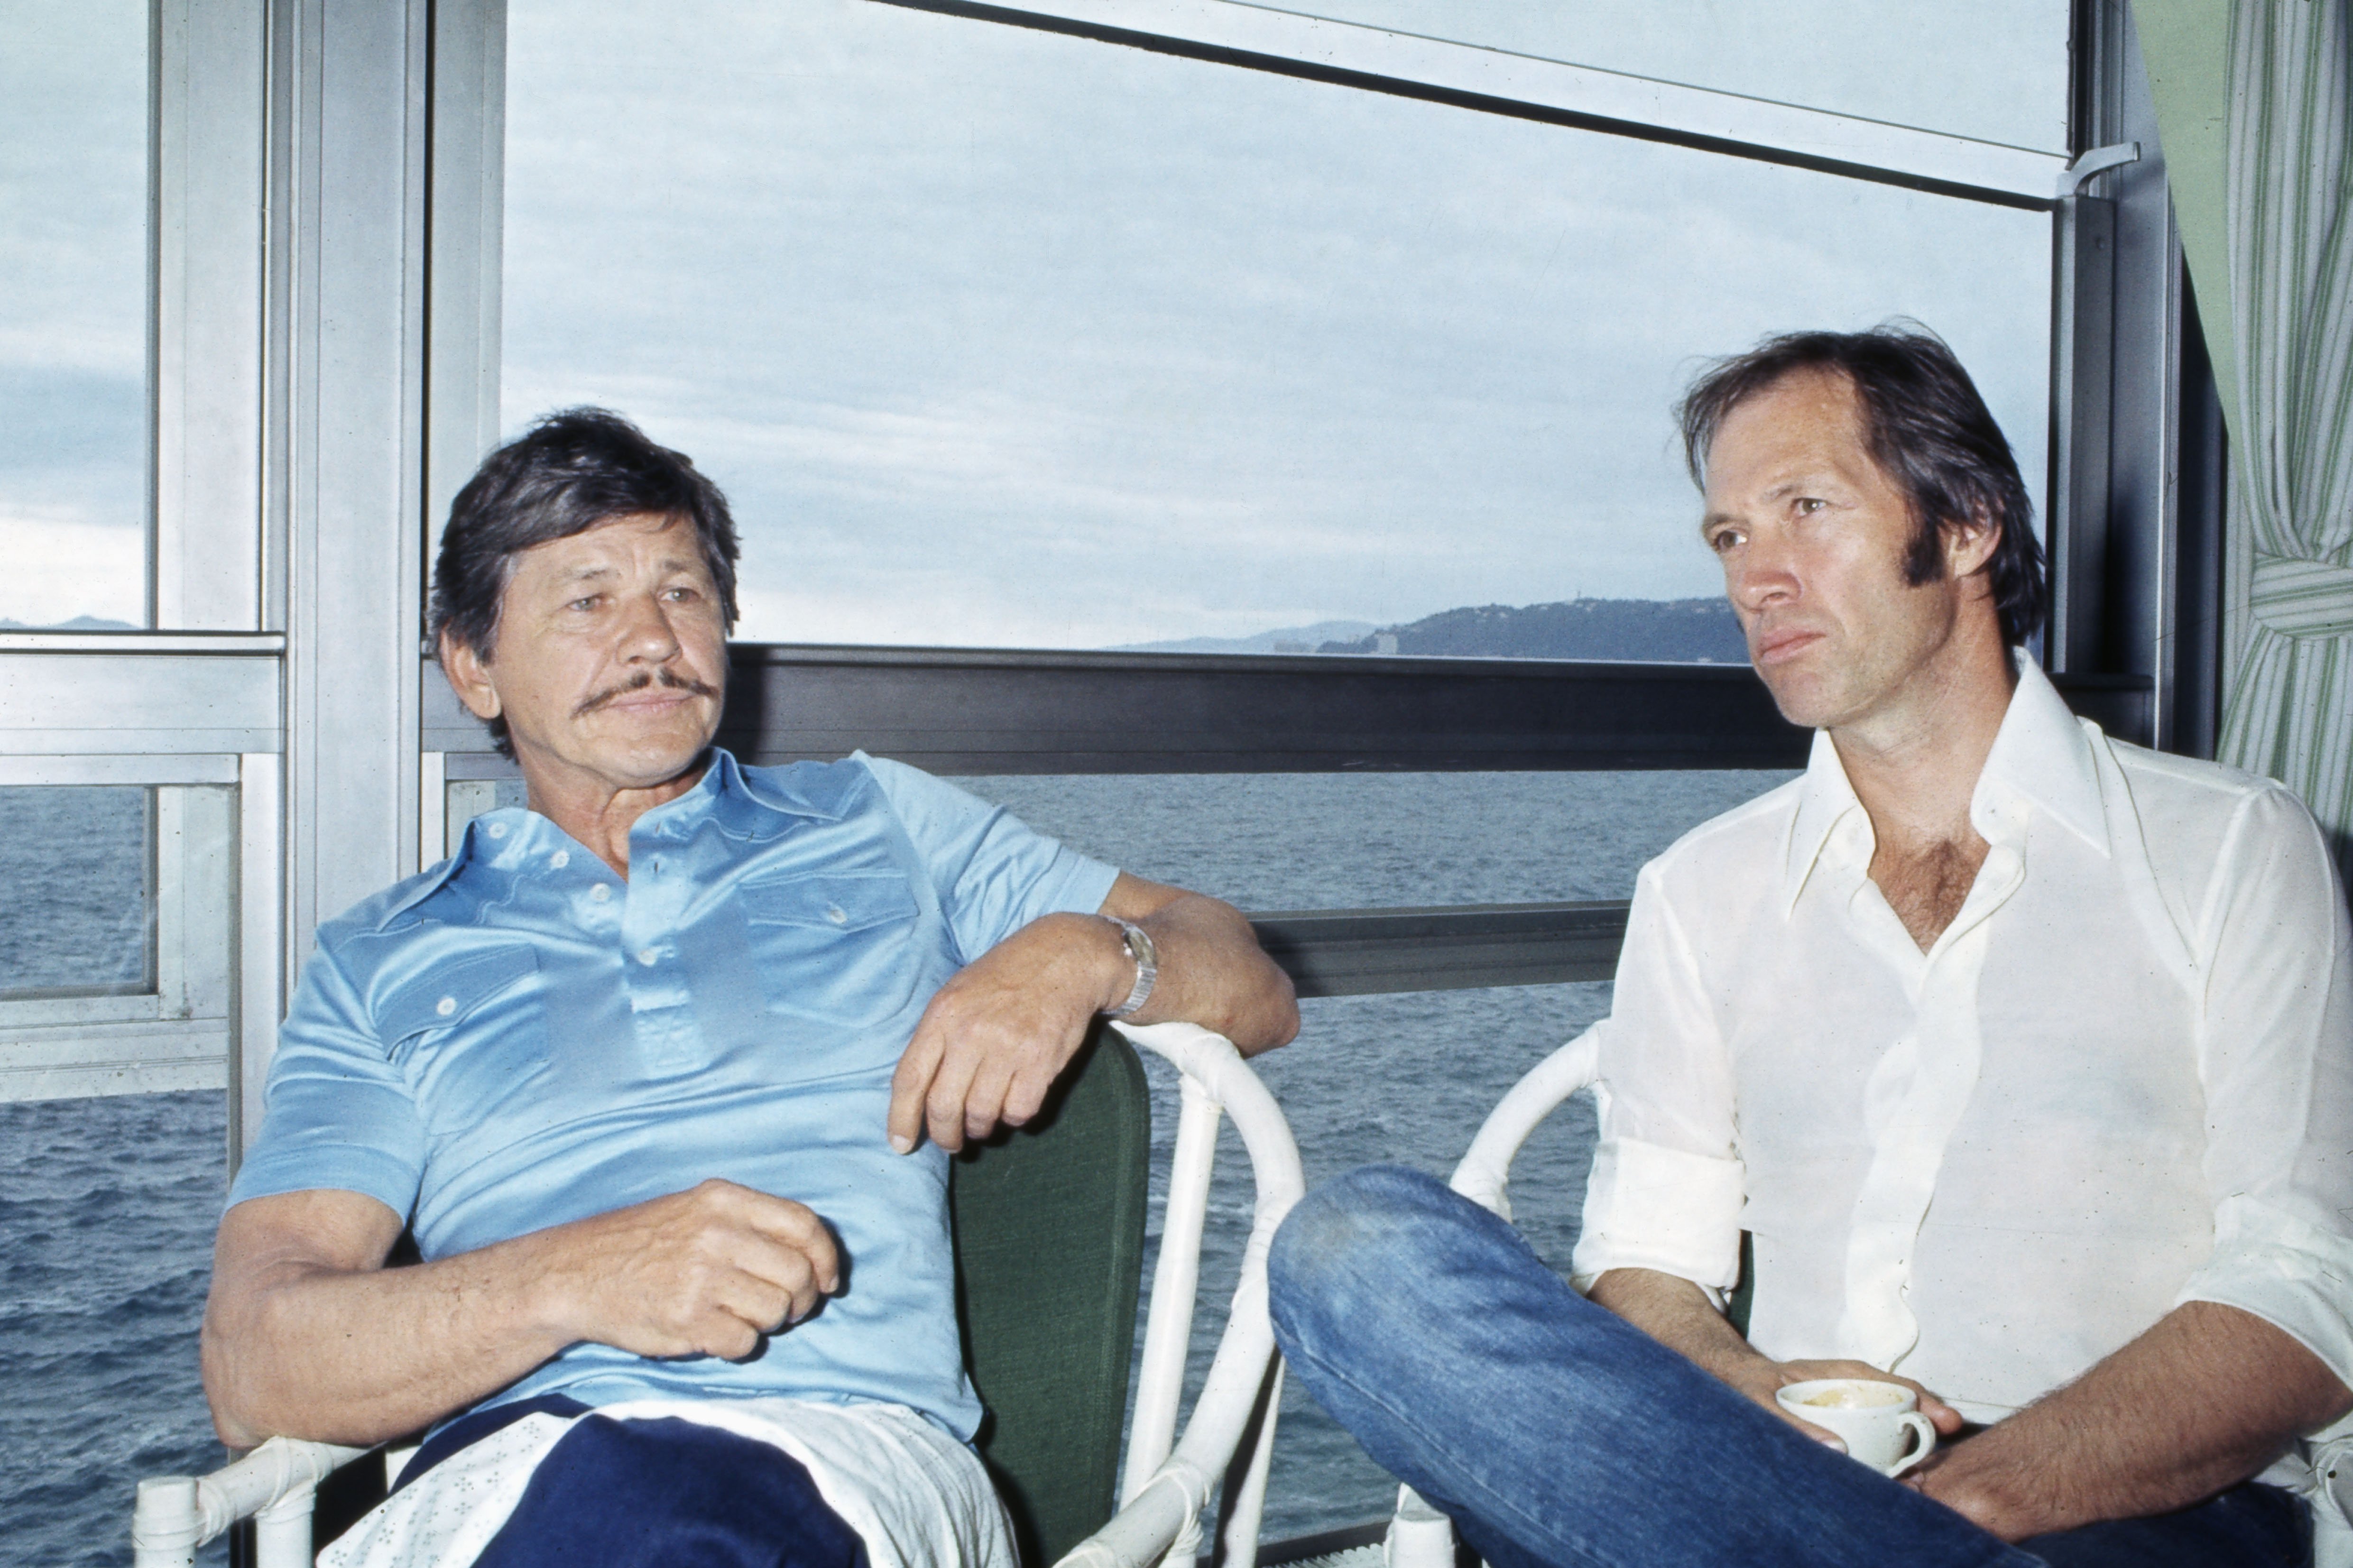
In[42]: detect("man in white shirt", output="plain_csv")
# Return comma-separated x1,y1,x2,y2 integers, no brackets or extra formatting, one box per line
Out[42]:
1268,327,2353,1568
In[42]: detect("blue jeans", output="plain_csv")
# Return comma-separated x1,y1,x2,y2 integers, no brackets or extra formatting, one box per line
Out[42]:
1267,1166,2310,1568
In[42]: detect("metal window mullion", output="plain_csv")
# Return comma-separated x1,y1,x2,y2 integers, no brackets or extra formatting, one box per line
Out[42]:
2048,0,2189,738
234,751,283,1163
0,754,244,787
152,784,180,1010
276,0,432,1005
2049,191,2117,675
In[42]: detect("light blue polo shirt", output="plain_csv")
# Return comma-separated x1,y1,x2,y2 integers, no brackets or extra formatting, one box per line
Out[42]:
229,749,1119,1440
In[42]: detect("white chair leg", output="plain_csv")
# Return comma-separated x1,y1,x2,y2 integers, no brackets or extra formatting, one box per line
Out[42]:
253,1484,317,1568
1212,1356,1284,1568
132,1477,202,1568
1385,1485,1456,1568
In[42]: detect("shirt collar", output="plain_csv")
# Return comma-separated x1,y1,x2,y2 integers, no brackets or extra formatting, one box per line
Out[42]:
1969,655,2108,855
1779,654,2107,914
375,746,845,928
1782,729,1864,914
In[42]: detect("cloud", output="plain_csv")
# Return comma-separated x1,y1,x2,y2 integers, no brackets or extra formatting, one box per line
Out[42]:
0,4,148,377
497,0,2057,647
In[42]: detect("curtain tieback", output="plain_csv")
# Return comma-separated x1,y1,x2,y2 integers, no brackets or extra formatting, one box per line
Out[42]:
2251,550,2353,639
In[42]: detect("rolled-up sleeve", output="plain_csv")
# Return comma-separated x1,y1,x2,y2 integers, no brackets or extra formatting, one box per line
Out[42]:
1571,859,1746,1295
2172,785,2353,1400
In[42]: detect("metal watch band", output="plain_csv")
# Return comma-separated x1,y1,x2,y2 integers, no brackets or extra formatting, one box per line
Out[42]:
1104,916,1158,1020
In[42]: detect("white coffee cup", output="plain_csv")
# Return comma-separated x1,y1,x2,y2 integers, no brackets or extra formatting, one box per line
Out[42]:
1775,1378,1937,1478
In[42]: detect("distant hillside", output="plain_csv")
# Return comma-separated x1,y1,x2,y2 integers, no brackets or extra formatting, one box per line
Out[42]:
0,616,138,631
1319,598,1747,664
1116,619,1377,655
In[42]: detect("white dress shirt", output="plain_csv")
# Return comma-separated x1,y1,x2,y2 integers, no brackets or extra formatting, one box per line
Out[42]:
1570,658,2353,1497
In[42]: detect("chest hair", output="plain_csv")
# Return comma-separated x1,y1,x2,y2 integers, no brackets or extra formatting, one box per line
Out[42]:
1871,833,1991,952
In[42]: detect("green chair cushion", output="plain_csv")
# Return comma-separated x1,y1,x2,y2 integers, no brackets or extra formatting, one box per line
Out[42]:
950,1024,1152,1566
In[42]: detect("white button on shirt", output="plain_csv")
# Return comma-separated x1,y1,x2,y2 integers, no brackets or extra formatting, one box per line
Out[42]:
1570,660,2353,1484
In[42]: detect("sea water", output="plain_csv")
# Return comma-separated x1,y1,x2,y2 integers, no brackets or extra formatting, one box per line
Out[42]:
0,768,1792,1563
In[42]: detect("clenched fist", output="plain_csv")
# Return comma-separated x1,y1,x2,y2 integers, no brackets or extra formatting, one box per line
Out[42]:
534,1178,841,1362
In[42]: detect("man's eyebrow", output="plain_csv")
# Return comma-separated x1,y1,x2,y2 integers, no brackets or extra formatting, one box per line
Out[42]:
556,562,619,583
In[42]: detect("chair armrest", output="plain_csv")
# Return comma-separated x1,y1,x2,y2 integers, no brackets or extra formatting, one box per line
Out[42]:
133,1436,371,1568
1448,1030,1602,1222
1056,1022,1306,1568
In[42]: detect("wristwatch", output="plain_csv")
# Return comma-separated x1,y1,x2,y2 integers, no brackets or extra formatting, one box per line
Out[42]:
1103,916,1159,1020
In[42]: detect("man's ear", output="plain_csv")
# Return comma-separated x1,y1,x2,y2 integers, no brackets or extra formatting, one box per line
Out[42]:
1944,505,2002,582
440,629,503,722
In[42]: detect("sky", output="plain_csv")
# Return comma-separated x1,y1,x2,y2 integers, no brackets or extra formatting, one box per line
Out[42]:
0,0,2068,644
0,0,148,627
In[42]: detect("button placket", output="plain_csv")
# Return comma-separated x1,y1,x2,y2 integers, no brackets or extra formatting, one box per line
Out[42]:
617,846,697,1070
1835,921,1993,1370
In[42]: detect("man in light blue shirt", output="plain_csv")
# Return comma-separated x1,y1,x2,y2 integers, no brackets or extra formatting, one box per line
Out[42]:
199,408,1298,1566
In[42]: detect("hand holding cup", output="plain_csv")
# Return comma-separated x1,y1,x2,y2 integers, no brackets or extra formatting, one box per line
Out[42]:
1775,1378,1938,1477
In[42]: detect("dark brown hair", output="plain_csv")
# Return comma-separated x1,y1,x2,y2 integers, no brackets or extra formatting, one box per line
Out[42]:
429,407,740,756
1677,325,2047,646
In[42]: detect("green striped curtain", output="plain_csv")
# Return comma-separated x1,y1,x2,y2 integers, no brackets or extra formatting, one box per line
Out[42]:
2215,0,2353,886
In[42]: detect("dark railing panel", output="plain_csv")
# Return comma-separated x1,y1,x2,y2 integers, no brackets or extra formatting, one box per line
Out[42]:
424,645,1808,777
426,646,2153,781
423,640,2155,777
1248,902,1629,996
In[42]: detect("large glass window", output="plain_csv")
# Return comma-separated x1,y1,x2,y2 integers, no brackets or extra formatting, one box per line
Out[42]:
500,0,2051,659
0,0,151,631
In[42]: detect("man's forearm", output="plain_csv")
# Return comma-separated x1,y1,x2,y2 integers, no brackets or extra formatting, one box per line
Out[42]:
204,1181,836,1449
1587,1266,1772,1387
1917,1300,2353,1540
203,1204,572,1448
1117,889,1299,1054
1591,1266,1966,1446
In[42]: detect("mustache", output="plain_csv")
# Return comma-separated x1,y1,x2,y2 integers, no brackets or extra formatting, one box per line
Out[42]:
572,668,722,718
